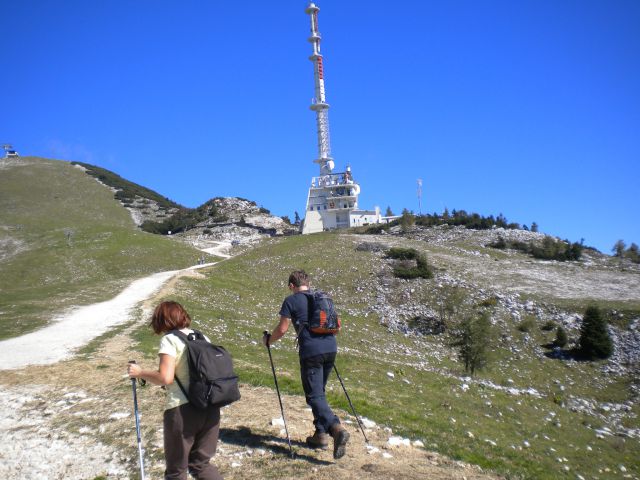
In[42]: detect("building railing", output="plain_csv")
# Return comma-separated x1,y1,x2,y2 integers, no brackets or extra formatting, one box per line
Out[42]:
310,172,356,188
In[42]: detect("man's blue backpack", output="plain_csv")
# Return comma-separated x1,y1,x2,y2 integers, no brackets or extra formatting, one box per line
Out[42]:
303,290,341,335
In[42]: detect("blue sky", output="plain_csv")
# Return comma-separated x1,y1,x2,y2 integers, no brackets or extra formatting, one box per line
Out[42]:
3,0,639,253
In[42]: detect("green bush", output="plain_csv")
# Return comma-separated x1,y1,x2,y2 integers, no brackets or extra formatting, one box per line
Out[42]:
578,306,613,360
387,247,419,260
415,210,520,231
362,223,390,234
541,320,557,331
490,236,507,249
554,326,568,348
478,296,498,308
140,200,227,235
386,248,433,279
489,235,583,262
517,316,537,333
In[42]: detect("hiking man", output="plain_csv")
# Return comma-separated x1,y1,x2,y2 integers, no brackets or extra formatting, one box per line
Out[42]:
262,270,350,459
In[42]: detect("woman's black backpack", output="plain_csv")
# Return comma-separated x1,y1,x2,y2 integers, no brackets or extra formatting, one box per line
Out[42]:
169,329,241,409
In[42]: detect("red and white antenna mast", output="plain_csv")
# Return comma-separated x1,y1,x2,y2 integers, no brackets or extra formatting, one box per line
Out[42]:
305,2,334,175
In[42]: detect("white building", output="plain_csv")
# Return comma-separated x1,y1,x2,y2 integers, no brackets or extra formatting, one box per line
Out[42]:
301,3,384,234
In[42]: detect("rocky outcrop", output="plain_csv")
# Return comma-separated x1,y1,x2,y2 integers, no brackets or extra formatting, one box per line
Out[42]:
123,196,179,226
179,197,298,244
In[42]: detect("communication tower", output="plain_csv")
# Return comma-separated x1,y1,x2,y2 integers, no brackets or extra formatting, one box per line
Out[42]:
302,2,363,234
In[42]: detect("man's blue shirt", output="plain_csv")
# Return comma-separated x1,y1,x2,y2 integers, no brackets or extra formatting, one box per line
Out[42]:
279,291,337,359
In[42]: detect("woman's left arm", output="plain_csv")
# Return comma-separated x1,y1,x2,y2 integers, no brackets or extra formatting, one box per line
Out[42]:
127,354,176,386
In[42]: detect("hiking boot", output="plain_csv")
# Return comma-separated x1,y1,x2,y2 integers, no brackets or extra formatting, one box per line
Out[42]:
306,431,330,449
329,423,350,459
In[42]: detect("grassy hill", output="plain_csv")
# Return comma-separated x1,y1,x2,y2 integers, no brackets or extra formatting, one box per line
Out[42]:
0,157,207,340
131,231,639,479
1,156,638,478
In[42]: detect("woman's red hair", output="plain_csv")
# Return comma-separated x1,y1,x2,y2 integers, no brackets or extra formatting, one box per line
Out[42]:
150,301,192,334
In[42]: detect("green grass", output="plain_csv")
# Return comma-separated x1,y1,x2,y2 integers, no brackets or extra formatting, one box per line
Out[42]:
0,157,207,339
129,233,639,480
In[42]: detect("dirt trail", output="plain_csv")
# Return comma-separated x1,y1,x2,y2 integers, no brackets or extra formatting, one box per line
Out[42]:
0,243,226,371
0,248,500,479
0,325,499,480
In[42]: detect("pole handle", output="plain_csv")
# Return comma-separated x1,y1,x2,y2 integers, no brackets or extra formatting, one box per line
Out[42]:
128,360,146,386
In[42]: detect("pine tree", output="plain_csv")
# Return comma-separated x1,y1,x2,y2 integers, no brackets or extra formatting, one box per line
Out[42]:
612,240,626,258
626,243,640,264
578,306,613,360
453,312,492,375
554,326,568,348
399,208,415,232
385,206,394,217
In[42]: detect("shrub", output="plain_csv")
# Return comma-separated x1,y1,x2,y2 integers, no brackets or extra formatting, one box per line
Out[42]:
530,236,583,261
489,236,507,249
140,201,227,235
578,306,613,360
363,223,390,234
541,320,557,331
415,210,520,231
386,248,433,279
554,326,568,348
517,316,537,333
387,247,419,260
489,235,583,262
479,296,498,308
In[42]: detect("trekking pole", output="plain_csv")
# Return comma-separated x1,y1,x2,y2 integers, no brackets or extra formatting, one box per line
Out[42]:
333,364,369,444
263,331,294,457
128,361,146,480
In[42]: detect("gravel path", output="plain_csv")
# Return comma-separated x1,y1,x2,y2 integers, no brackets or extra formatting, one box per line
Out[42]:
0,270,179,370
0,241,230,371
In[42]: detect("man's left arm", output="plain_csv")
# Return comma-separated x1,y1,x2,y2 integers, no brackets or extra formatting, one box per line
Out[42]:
263,316,291,346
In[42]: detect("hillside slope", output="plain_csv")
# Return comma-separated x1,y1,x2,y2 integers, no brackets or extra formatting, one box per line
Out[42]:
142,231,640,479
0,157,206,340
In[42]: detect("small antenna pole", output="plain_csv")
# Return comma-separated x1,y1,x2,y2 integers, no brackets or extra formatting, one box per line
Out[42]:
417,179,423,215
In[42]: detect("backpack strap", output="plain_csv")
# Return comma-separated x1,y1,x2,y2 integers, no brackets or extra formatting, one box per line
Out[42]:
301,291,314,330
291,291,315,348
165,329,200,401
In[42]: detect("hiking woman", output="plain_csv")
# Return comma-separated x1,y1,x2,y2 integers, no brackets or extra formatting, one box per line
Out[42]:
127,301,223,480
